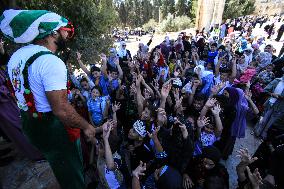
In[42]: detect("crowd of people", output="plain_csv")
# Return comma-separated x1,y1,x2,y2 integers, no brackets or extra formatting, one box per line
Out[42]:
0,9,284,189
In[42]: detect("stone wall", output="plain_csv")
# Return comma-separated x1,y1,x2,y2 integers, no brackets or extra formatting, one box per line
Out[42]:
254,0,284,15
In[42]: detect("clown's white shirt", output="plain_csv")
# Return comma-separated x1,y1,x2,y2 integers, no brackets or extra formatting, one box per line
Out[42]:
8,44,67,112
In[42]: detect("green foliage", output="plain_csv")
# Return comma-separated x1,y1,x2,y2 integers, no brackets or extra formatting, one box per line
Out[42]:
223,0,255,20
161,0,175,19
175,15,194,30
116,0,153,28
187,0,197,19
10,0,118,64
142,19,158,31
176,0,188,16
159,15,177,32
159,15,193,32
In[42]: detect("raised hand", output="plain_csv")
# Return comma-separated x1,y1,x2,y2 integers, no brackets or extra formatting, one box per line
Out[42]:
236,148,258,166
144,89,151,100
174,118,187,135
205,98,217,108
245,90,252,100
102,120,115,140
161,83,171,99
132,161,147,180
183,174,194,189
197,116,210,129
76,51,82,60
173,88,180,100
211,104,221,115
152,79,160,91
147,126,160,139
112,101,121,112
136,75,143,86
246,167,263,188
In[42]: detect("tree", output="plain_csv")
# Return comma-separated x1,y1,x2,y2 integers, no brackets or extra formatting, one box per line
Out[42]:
5,0,118,64
187,0,197,23
141,0,153,25
176,0,188,16
168,0,176,16
223,0,255,20
118,2,128,27
153,0,162,22
161,0,169,19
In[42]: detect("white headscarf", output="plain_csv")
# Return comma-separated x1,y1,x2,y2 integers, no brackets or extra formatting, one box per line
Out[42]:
117,41,127,58
194,65,213,78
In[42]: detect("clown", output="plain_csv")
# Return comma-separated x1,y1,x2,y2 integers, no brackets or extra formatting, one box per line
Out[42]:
1,9,97,189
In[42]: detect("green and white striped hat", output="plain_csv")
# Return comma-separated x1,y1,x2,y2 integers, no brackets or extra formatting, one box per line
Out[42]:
0,9,69,43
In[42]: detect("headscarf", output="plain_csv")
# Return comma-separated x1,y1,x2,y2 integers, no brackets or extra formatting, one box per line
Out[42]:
133,120,147,138
225,87,248,138
194,65,214,97
194,65,213,78
0,9,71,44
244,46,253,65
117,41,127,58
156,166,183,189
202,146,222,164
239,39,248,52
256,52,272,70
142,45,149,53
165,36,170,46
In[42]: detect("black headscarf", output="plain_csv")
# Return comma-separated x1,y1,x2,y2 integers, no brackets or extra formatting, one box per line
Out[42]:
156,166,183,189
202,146,222,164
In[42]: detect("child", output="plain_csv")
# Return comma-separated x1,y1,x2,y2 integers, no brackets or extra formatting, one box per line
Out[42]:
193,103,223,156
88,86,110,127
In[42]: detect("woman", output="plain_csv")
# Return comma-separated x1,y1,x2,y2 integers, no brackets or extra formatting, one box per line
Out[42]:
218,87,258,159
117,41,132,72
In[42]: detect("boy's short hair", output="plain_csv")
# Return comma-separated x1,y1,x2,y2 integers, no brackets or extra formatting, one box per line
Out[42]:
91,66,101,73
80,77,88,84
211,42,218,47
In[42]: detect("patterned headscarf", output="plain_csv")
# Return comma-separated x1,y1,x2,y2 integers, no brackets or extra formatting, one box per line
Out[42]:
256,52,272,69
0,9,72,44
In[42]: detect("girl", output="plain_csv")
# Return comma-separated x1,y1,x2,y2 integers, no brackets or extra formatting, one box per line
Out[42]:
88,86,110,127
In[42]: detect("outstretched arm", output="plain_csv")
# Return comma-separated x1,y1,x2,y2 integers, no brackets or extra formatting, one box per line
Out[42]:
77,52,91,76
103,121,117,170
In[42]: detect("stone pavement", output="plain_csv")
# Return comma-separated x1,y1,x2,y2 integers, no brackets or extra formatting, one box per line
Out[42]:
223,124,261,188
0,153,59,189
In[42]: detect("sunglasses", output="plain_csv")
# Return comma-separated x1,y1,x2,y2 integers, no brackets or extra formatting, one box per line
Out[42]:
59,21,75,39
122,45,126,47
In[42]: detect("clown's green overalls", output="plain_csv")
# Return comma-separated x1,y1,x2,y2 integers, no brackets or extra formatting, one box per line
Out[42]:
21,51,85,189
